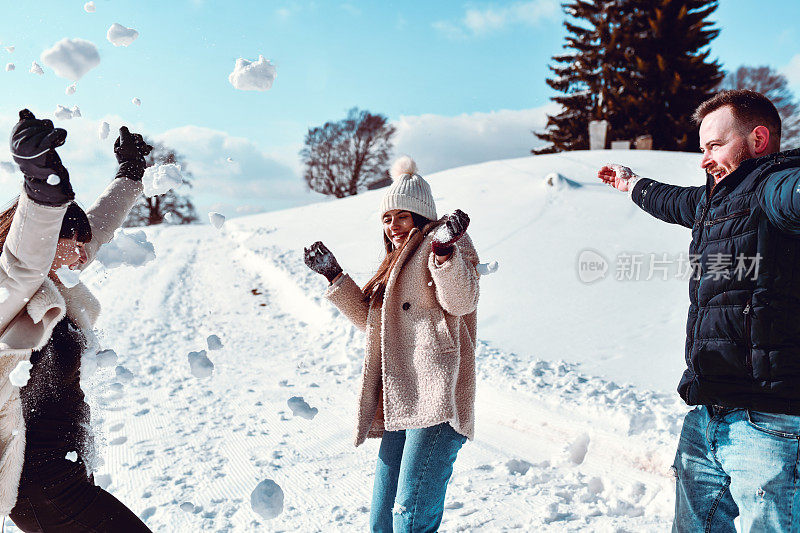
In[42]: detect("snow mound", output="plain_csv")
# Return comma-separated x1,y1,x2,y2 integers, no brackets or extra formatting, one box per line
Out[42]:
29,61,43,75
0,162,15,174
9,360,33,387
567,433,591,465
228,55,277,91
250,479,284,519
188,350,214,378
96,229,156,268
96,349,118,368
41,38,100,81
99,121,110,140
54,104,81,120
84,1,95,13
0,287,9,303
66,83,76,95
5,63,14,72
206,334,223,351
132,97,141,106
287,396,318,420
143,163,183,197
505,458,532,475
179,502,194,512
65,451,78,462
477,260,499,275
107,23,139,47
115,365,134,383
544,172,583,190
208,212,226,229
55,265,81,287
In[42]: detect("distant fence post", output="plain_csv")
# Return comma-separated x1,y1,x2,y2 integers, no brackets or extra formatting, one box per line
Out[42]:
635,134,653,150
588,120,609,150
611,140,631,150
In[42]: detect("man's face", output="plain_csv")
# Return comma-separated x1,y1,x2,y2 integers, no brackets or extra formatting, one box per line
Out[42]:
699,106,754,183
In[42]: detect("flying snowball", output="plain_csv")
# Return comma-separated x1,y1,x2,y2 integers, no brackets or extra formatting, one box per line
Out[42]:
55,265,81,288
250,479,284,519
477,261,500,276
115,366,134,384
95,229,156,268
9,360,33,387
287,396,318,420
142,163,183,197
84,1,95,12
5,63,14,72
66,83,76,95
226,157,234,163
41,38,100,81
54,105,81,120
47,175,61,185
30,61,43,75
208,212,226,229
5,46,14,54
228,55,277,91
65,451,78,462
132,97,141,106
188,350,214,378
99,121,110,140
107,23,139,47
207,335,223,351
96,349,118,368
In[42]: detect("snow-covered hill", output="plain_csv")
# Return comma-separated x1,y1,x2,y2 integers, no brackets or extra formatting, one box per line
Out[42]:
9,150,708,531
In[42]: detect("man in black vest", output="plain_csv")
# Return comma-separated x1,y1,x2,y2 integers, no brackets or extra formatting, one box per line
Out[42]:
599,90,800,531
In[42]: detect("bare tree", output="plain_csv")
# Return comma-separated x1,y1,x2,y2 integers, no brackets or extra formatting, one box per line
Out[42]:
719,65,800,149
300,108,396,198
124,140,199,227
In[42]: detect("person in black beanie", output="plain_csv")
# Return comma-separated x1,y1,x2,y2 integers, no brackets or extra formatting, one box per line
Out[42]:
0,109,153,532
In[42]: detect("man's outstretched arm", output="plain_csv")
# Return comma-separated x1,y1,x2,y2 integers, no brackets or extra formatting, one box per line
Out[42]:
598,164,704,229
759,168,800,235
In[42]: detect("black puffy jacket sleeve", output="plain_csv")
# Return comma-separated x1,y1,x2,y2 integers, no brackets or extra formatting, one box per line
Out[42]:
630,178,704,229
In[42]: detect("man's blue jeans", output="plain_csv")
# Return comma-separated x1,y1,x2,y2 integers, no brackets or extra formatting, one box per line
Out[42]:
370,422,466,532
673,405,800,532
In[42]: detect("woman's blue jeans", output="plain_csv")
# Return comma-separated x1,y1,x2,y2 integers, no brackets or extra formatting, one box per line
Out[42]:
370,422,466,532
673,405,800,532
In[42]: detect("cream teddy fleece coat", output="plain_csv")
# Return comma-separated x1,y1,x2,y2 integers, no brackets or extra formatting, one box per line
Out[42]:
0,177,142,515
326,226,479,446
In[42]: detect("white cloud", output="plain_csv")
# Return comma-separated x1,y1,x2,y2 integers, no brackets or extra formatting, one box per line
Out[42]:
107,23,139,47
228,55,277,91
783,54,800,89
30,61,43,75
41,38,100,81
392,104,558,174
435,0,559,37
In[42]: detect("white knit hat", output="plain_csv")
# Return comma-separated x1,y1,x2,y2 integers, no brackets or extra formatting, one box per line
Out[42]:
380,156,437,221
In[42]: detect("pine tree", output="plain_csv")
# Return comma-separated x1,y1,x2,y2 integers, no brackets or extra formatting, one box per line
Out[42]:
616,0,723,151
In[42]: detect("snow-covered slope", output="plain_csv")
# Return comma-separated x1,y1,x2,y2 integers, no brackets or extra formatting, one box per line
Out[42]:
8,150,706,531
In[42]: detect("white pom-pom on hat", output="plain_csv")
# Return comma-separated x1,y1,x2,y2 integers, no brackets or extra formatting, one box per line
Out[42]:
390,155,418,181
381,155,436,220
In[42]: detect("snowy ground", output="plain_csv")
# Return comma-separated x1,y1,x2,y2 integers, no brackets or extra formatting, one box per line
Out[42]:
8,150,708,531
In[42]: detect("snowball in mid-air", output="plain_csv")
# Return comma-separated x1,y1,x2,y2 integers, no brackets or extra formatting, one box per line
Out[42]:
99,121,110,140
66,83,76,95
132,97,141,106
228,55,277,91
143,163,183,197
0,287,9,303
41,38,100,81
477,261,500,276
47,175,61,185
5,63,14,72
30,61,43,75
5,46,14,54
115,365,134,383
55,265,81,287
188,350,214,378
107,23,139,47
54,105,81,120
250,479,284,519
96,349,118,368
207,335,223,351
95,229,156,268
84,1,96,12
287,396,318,420
208,212,226,229
9,360,33,387
65,451,78,462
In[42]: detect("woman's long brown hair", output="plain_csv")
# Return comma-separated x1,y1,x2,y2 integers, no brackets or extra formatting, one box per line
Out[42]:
361,212,440,304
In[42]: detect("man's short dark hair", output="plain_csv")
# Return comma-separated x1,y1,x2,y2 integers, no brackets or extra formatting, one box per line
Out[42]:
693,90,782,147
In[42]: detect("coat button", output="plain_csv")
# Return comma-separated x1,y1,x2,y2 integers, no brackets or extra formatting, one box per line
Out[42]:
402,302,411,311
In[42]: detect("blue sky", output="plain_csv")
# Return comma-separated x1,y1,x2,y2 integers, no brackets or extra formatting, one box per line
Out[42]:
1,0,799,217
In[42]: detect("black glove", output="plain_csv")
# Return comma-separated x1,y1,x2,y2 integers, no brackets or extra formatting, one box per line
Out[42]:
10,109,75,206
431,209,470,256
114,126,152,181
304,241,343,283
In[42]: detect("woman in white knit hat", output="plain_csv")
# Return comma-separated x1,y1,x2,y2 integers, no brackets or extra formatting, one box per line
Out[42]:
304,156,480,532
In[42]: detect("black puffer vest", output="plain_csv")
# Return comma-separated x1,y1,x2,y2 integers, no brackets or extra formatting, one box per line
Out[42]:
637,150,800,413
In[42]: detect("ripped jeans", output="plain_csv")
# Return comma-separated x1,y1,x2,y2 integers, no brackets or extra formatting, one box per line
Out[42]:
370,422,466,532
673,405,800,532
